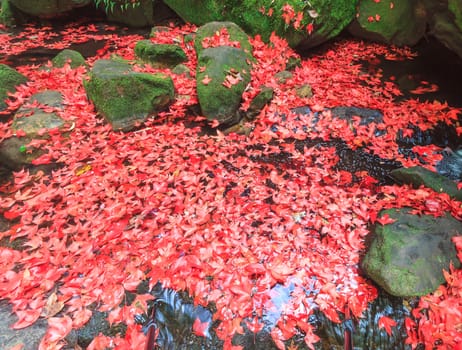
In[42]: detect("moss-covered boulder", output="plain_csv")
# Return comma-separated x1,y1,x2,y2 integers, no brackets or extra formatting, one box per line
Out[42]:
196,46,251,124
163,0,358,48
390,166,462,202
349,0,426,46
8,0,92,17
84,59,175,131
134,40,187,68
52,49,87,69
0,64,27,113
362,208,462,297
194,21,253,57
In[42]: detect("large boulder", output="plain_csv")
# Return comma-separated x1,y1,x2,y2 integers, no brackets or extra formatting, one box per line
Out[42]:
8,0,92,17
163,0,358,48
348,0,427,46
84,59,175,131
362,208,462,297
0,64,27,113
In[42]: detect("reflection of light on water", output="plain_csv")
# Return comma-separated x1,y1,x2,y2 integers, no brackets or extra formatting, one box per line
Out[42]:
262,277,320,331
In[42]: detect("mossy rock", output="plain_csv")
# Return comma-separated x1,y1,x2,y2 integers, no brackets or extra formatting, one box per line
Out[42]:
0,64,28,112
0,90,67,170
164,0,358,48
390,166,462,202
8,0,92,17
362,208,462,297
0,0,15,26
449,0,462,32
52,49,87,69
349,0,426,46
84,59,175,131
100,0,155,27
194,21,253,58
134,40,187,68
196,46,251,124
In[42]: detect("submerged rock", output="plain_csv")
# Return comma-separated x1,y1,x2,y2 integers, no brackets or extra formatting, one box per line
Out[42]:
362,208,461,297
84,59,175,131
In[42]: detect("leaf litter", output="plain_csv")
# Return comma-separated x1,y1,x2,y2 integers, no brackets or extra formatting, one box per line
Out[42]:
0,21,461,349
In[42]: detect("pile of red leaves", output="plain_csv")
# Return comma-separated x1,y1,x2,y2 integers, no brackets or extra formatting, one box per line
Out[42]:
0,21,461,350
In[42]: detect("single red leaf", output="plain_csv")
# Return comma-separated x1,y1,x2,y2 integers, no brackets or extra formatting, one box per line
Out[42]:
378,315,397,336
192,318,210,337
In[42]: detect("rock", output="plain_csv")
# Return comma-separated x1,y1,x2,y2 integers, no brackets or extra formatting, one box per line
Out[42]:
348,0,427,46
295,84,312,98
196,46,251,124
390,166,462,201
0,64,28,113
244,86,274,121
423,0,462,58
164,0,357,49
84,59,175,131
436,148,462,180
362,208,462,297
0,300,48,350
0,0,15,26
194,21,253,58
52,49,87,69
101,0,155,27
0,90,67,170
134,40,187,68
274,71,293,84
8,0,92,17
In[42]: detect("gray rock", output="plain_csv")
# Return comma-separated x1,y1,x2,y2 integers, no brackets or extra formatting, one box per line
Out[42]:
0,90,67,170
0,300,47,350
362,208,462,297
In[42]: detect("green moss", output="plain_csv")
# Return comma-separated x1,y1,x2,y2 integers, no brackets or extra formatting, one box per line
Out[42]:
52,49,87,69
0,0,14,26
0,64,28,111
165,0,358,47
84,60,174,131
449,0,462,31
134,41,187,67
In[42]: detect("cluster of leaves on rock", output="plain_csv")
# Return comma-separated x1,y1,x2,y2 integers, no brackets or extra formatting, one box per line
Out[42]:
0,18,461,350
